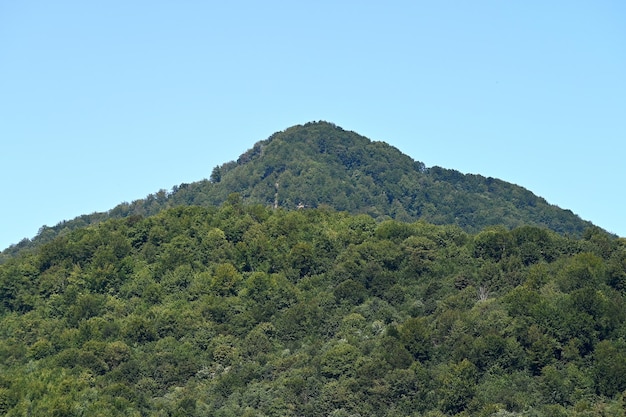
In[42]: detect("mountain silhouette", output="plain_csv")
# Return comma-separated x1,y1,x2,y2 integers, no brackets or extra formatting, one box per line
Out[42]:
1,121,592,259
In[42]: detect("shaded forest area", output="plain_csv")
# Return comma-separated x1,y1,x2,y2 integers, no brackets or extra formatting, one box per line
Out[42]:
1,199,625,416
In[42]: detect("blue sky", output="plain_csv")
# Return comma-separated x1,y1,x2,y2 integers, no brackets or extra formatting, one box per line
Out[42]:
1,1,625,250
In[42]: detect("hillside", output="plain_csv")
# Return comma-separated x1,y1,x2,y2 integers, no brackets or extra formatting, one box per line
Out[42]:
1,203,625,416
1,121,593,261
203,122,590,232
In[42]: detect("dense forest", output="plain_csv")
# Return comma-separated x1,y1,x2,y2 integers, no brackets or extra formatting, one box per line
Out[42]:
1,121,593,261
1,199,625,416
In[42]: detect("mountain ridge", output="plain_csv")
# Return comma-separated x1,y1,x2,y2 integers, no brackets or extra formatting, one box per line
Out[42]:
168,121,593,232
1,121,593,260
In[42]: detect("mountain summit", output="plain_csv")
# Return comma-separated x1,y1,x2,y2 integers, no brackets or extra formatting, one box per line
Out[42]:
186,121,590,234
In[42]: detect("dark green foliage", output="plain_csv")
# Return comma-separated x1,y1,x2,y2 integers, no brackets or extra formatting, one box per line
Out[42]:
400,317,432,361
0,201,624,416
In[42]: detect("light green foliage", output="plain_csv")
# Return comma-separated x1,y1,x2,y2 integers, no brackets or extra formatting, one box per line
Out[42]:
210,263,242,296
320,342,361,378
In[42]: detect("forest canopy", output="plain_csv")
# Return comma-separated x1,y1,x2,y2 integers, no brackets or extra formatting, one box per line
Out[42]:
1,199,625,416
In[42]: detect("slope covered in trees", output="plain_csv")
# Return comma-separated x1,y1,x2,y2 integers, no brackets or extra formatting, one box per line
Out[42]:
1,200,625,416
2,121,594,261
205,122,590,235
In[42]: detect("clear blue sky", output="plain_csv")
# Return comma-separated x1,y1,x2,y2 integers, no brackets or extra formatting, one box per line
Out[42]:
1,1,625,250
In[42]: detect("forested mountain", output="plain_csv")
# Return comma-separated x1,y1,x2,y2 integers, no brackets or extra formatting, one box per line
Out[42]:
2,121,593,261
2,122,622,416
202,122,591,234
1,202,625,416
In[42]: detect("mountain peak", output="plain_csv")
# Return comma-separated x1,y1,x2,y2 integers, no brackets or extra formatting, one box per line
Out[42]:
206,122,589,234
1,122,593,260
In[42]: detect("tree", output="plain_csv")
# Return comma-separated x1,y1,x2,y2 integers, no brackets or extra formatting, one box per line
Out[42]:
474,227,514,261
557,252,605,293
210,263,242,296
210,165,222,183
334,279,366,305
593,340,626,397
436,359,479,414
320,342,361,378
399,317,432,362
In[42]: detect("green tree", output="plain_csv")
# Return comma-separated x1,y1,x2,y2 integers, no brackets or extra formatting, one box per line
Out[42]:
210,165,222,183
436,359,479,414
593,340,626,397
557,252,605,292
320,342,361,378
210,263,242,296
399,317,432,361
474,227,514,261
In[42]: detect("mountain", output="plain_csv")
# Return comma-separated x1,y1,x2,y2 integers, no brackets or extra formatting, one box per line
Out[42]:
0,202,624,416
1,121,593,261
1,121,624,415
200,121,591,233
